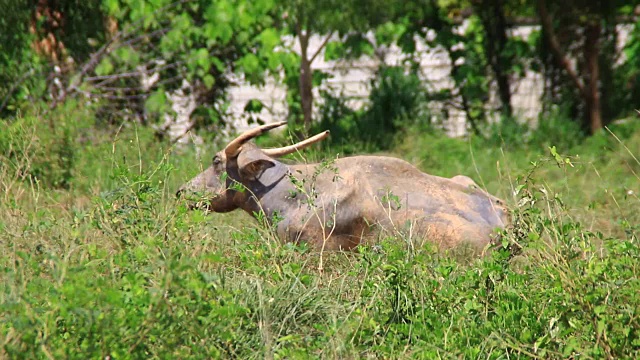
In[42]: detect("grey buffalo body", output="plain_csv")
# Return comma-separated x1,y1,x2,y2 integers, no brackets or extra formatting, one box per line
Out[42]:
178,122,509,252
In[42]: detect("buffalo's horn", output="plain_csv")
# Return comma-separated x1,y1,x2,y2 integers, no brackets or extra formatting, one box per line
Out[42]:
224,121,288,157
262,130,330,157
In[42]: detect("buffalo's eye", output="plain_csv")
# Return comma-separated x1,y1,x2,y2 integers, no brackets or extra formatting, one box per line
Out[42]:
213,156,221,165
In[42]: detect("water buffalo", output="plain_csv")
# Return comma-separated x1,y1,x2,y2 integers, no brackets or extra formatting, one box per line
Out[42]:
177,121,509,252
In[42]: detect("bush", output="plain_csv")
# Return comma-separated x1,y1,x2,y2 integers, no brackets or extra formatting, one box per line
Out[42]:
311,89,365,155
359,66,430,150
312,66,431,154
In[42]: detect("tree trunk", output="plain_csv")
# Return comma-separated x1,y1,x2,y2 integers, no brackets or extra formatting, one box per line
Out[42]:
298,32,313,134
599,22,617,125
584,22,602,134
477,0,512,118
537,0,605,134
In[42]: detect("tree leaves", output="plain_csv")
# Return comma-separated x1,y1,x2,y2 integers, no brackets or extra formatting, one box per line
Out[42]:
258,28,280,53
144,89,168,115
95,58,114,77
238,54,261,79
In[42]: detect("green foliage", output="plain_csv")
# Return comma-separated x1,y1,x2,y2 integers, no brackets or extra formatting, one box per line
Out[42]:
0,0,44,117
395,2,493,129
2,1,640,354
396,130,482,174
273,0,397,129
483,116,531,149
361,66,430,149
62,0,286,130
2,0,638,144
348,222,640,358
312,90,364,154
313,66,430,153
0,0,107,117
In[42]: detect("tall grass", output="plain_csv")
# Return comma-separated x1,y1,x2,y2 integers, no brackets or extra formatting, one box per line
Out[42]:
1,107,639,359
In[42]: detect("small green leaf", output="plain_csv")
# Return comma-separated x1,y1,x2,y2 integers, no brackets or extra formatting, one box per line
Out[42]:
266,52,281,71
145,89,168,114
243,99,263,113
596,319,606,336
203,74,215,89
238,53,260,75
211,57,226,72
116,47,140,66
324,41,345,61
95,58,114,76
219,24,233,44
104,0,120,15
196,48,211,72
259,28,280,51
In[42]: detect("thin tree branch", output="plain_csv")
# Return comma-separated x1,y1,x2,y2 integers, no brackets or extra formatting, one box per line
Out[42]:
63,0,188,100
66,30,123,93
309,32,334,64
73,86,149,100
93,75,183,92
118,27,171,48
537,0,586,96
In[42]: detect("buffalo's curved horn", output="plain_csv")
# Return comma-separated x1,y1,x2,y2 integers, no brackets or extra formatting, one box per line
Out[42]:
262,130,330,158
224,121,288,157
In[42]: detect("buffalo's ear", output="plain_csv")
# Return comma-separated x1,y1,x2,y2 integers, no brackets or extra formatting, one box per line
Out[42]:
239,159,276,181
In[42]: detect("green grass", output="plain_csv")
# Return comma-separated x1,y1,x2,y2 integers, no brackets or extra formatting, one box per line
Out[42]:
1,107,639,359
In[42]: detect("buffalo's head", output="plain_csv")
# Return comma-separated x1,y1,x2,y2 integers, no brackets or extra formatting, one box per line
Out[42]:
176,121,329,212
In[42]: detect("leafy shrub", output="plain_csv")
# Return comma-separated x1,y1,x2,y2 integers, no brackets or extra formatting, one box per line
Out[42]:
312,66,430,154
359,66,430,150
311,89,364,154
